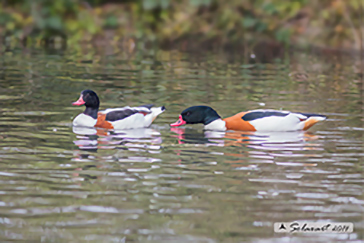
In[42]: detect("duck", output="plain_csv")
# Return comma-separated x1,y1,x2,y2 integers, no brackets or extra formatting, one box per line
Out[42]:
170,106,326,132
72,90,165,130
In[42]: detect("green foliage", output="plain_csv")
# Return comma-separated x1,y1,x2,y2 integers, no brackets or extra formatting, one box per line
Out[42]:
142,0,171,10
0,0,362,48
189,0,212,7
275,28,291,43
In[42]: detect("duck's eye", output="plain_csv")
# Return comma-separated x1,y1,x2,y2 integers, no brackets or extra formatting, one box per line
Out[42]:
186,112,191,116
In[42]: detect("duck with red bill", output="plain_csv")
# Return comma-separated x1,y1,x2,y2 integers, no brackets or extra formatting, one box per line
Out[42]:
170,115,186,127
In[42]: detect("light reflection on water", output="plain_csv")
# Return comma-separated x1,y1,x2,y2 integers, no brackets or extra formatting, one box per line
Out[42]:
0,46,363,242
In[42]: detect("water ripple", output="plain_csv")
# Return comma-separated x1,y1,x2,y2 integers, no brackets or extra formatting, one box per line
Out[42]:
0,47,362,242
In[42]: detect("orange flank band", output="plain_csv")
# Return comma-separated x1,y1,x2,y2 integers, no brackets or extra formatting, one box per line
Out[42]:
223,112,256,131
95,112,114,129
96,129,109,136
139,111,149,116
303,118,319,130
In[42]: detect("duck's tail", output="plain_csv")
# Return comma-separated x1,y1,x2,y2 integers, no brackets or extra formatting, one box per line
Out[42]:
144,106,166,126
299,113,327,130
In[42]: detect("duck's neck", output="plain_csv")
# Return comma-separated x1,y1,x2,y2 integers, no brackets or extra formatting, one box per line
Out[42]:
84,107,98,119
203,108,221,125
204,119,226,131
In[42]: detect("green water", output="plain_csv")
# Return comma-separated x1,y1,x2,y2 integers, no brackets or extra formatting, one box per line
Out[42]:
0,46,363,242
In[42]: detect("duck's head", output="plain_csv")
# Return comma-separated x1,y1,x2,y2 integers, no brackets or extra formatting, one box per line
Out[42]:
170,106,221,127
72,89,100,109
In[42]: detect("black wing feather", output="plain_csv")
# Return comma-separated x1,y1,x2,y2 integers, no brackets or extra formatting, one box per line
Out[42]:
298,112,327,119
138,104,154,109
106,109,140,122
242,111,289,121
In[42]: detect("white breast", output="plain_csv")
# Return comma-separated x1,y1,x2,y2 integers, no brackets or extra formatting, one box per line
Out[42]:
72,113,97,127
204,119,227,131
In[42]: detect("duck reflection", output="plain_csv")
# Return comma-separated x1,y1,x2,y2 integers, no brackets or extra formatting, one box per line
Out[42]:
171,127,320,146
170,127,323,166
71,126,163,181
73,126,162,151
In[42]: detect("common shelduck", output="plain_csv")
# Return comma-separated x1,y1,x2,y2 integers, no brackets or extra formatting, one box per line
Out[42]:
72,90,165,129
170,106,326,132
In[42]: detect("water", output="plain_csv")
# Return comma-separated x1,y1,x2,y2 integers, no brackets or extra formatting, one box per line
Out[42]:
0,45,363,242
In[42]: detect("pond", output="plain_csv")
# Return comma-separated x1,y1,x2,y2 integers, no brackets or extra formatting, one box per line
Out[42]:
0,44,363,242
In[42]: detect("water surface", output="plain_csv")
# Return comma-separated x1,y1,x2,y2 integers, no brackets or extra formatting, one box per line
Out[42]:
0,45,363,242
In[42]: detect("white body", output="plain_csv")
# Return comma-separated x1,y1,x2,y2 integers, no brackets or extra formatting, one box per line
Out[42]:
249,111,326,132
73,106,165,130
203,110,326,132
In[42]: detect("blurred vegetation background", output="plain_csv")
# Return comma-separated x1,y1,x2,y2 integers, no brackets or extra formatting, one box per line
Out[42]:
0,0,363,50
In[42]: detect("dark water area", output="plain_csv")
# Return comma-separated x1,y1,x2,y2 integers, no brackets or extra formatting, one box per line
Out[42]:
0,44,363,242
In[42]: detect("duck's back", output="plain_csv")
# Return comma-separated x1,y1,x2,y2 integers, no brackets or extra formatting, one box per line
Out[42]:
98,105,165,130
224,109,326,132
